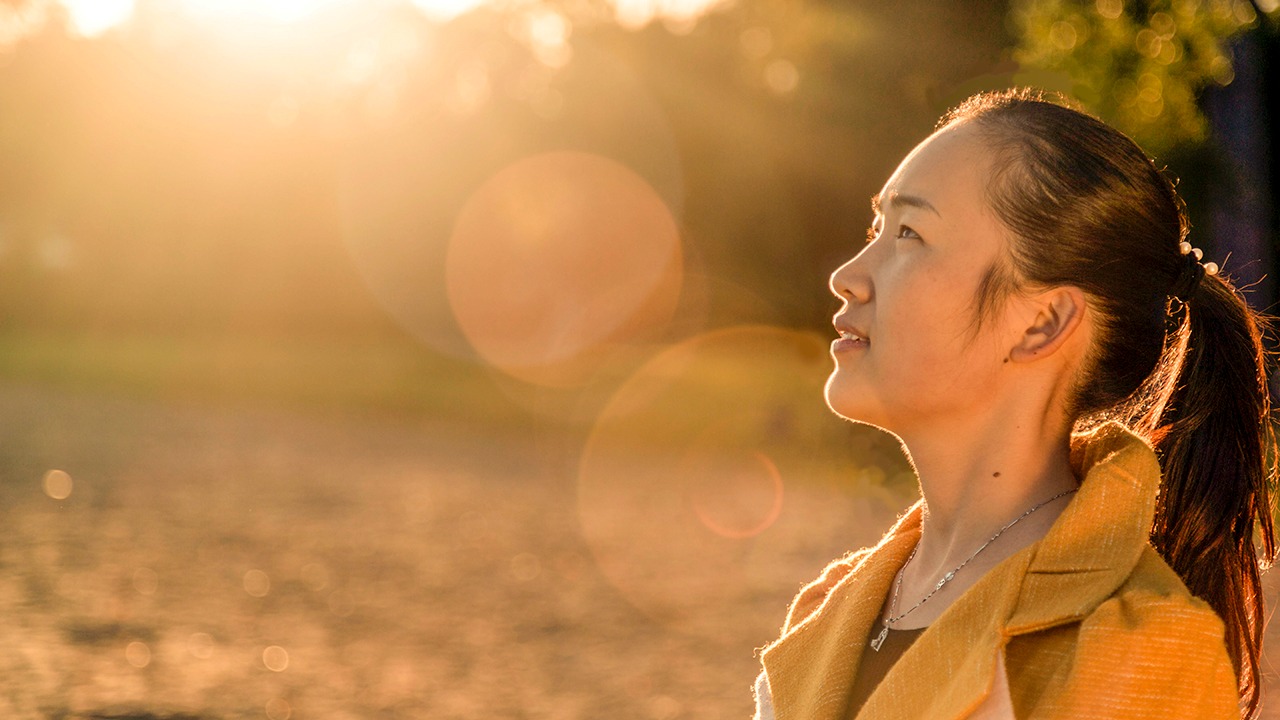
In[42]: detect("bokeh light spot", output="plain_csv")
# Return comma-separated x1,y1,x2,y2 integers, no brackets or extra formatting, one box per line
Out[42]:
1095,0,1123,19
266,698,293,720
37,233,74,270
1150,12,1176,39
1049,21,1077,50
648,695,682,720
764,59,799,94
125,641,151,668
243,569,271,597
263,645,290,672
1210,55,1235,86
446,151,683,387
446,60,491,116
300,562,330,591
509,552,541,582
42,469,73,500
188,632,215,659
613,0,656,29
328,590,354,616
0,5,47,48
133,567,159,596
739,26,772,58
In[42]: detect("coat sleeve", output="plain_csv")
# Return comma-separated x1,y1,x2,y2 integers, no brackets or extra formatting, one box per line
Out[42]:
1042,590,1240,719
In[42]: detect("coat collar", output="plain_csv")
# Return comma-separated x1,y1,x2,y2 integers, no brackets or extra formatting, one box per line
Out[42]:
1004,421,1162,634
760,421,1163,720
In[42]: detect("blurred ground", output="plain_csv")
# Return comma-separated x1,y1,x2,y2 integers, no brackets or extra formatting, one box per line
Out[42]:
0,379,899,719
6,378,1280,719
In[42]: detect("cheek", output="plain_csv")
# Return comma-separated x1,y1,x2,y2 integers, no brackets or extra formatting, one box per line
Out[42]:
879,274,994,381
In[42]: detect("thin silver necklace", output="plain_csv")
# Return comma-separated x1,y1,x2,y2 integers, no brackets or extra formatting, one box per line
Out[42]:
869,487,1077,652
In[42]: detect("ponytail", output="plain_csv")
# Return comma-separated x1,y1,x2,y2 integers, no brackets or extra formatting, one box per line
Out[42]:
1137,275,1277,718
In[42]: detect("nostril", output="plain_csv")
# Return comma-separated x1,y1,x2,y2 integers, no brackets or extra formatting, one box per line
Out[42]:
832,272,871,304
829,274,847,298
829,257,870,302
830,268,857,299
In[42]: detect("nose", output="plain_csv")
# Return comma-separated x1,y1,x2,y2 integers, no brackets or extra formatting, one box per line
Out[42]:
829,247,873,304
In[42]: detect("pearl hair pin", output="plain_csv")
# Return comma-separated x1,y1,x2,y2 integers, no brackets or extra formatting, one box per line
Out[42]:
1179,241,1219,277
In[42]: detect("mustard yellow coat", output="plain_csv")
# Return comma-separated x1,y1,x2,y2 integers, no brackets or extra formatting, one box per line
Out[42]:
756,422,1241,719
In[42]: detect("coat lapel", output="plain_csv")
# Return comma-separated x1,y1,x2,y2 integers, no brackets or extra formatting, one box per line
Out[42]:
762,421,1163,720
864,423,1164,719
1005,422,1162,634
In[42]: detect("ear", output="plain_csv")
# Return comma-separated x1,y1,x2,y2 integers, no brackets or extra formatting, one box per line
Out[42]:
1008,286,1087,363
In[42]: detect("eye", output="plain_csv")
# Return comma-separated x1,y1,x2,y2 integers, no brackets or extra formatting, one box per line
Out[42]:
895,224,922,241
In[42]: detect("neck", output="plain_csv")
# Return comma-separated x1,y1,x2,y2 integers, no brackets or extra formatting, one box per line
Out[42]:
897,406,1079,583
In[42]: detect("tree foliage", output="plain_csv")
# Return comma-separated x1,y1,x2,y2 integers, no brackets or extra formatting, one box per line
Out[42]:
1009,0,1275,154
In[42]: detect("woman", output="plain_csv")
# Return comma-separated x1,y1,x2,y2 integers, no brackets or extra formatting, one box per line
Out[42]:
753,88,1276,719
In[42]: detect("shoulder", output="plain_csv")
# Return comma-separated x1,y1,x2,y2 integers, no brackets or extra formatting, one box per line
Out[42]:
780,548,872,633
1047,546,1239,717
1078,545,1230,663
1084,544,1225,640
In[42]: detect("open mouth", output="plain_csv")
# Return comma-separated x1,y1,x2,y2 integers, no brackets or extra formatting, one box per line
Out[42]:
833,330,869,351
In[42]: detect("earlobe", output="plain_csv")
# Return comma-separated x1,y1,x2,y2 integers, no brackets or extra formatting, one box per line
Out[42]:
1008,287,1087,363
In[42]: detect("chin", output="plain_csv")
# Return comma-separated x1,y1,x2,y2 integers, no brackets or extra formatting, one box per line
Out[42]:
824,373,907,439
824,375,872,424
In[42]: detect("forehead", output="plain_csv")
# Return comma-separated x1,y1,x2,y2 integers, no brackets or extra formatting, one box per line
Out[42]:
877,124,994,220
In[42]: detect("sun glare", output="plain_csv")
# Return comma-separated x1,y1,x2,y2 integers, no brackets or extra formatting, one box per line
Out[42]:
409,0,488,22
175,0,349,24
46,0,732,48
61,0,135,37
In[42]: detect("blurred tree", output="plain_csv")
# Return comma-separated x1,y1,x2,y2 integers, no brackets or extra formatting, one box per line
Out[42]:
1008,0,1278,155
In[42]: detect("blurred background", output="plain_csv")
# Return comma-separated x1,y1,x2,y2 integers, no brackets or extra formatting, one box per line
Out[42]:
0,0,1277,718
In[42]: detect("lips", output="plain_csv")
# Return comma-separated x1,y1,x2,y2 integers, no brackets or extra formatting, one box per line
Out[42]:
832,317,870,352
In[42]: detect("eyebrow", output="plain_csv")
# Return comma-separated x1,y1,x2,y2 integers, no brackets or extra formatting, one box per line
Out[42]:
870,191,942,218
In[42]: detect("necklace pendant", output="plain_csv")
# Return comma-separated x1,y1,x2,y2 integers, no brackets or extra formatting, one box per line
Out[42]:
870,624,888,652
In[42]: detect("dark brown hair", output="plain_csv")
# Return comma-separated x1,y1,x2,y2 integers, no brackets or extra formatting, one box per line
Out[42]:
939,88,1277,717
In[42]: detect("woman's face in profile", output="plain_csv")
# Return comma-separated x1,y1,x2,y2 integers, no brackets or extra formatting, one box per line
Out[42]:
825,123,1020,435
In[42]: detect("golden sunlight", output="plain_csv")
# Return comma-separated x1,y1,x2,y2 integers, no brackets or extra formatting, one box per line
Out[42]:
612,0,730,30
60,0,135,37
409,0,487,22
174,0,347,24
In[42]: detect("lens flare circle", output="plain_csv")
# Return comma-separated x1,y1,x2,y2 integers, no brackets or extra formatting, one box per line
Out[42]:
446,151,683,387
339,43,683,363
578,325,839,637
685,449,783,539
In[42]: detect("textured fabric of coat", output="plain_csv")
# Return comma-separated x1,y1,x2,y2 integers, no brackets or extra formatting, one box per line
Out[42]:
755,421,1241,720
